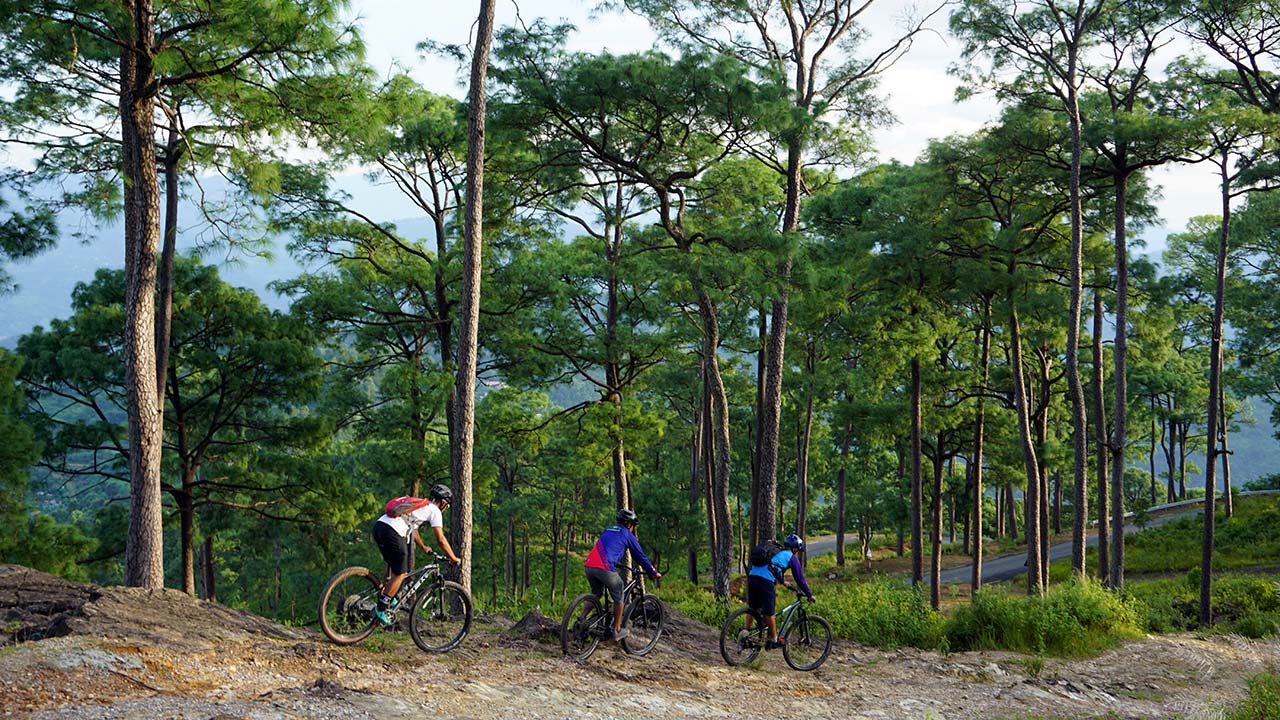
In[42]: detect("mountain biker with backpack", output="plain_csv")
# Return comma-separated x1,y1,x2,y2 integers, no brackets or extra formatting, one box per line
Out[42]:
745,533,814,649
373,484,461,625
583,508,662,640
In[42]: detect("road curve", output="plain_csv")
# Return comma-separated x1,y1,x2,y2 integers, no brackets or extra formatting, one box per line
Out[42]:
803,490,1278,586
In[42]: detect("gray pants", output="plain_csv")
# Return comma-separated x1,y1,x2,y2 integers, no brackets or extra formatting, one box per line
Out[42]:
585,566,624,604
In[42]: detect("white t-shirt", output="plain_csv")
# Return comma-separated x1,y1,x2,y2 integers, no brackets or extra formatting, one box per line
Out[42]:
377,502,443,538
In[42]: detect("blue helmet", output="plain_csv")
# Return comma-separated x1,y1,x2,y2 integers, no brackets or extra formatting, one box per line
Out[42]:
784,533,804,551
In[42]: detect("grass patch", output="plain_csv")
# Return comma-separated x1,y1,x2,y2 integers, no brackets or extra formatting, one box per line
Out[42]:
946,581,1143,656
1127,496,1280,573
1223,674,1280,720
1124,571,1280,638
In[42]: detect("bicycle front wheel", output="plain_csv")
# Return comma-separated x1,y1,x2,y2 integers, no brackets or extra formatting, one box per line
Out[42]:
318,566,381,645
719,607,763,666
409,580,472,652
561,593,604,661
621,593,665,657
782,614,833,671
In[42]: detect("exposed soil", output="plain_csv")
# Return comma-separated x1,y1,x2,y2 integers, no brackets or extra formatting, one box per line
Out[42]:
2,564,1277,720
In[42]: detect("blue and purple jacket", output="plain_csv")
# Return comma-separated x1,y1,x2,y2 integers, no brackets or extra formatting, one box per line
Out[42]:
748,548,813,597
584,525,658,576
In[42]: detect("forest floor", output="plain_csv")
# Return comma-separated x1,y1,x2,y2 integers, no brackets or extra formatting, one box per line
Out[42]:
2,564,1277,720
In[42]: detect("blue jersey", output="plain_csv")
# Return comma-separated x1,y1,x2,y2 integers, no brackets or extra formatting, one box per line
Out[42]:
748,549,813,597
584,525,657,576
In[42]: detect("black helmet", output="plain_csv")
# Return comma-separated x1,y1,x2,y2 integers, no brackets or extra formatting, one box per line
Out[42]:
615,508,638,525
784,533,804,551
429,484,453,503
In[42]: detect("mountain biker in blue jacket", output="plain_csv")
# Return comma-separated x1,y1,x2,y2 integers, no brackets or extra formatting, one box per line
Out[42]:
746,533,814,649
583,508,662,640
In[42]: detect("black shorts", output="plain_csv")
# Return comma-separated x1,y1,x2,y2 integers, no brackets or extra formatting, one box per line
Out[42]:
746,575,777,616
373,521,410,575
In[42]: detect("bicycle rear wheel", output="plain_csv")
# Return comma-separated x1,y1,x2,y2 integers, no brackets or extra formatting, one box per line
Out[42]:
409,580,473,652
782,614,832,671
621,593,665,657
719,607,763,666
561,593,605,661
318,566,380,645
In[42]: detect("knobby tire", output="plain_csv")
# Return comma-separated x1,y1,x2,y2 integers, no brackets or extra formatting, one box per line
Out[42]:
719,606,763,666
621,593,665,657
318,566,380,645
782,614,833,671
409,580,472,652
561,593,604,661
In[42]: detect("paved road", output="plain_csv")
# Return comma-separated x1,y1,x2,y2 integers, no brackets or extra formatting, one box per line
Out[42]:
805,490,1278,586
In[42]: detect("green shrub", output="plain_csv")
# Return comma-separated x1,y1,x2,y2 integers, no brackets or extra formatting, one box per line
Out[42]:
1223,674,1280,720
816,576,946,650
947,581,1142,656
1124,572,1280,638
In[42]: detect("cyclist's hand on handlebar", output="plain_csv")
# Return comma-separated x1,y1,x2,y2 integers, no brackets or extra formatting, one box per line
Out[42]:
807,594,816,603
652,571,663,580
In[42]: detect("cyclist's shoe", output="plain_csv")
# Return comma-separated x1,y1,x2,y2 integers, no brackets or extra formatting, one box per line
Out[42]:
765,637,785,650
611,628,630,641
374,607,394,626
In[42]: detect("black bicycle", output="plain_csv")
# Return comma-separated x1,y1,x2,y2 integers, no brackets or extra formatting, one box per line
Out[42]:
719,587,832,671
318,550,472,652
561,567,665,660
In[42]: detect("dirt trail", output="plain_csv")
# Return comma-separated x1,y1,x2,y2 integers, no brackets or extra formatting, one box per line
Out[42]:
2,565,1276,720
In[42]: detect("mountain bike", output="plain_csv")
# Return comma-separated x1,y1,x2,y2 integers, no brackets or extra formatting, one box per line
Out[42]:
318,550,472,652
561,566,665,661
719,587,832,671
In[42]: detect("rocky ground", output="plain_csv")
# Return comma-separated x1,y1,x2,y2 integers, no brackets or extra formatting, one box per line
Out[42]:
1,564,1276,720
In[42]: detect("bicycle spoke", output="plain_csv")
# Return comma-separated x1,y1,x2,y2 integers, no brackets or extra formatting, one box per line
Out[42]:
409,581,472,653
318,567,380,645
561,594,604,661
782,615,833,671
719,607,763,666
621,594,665,657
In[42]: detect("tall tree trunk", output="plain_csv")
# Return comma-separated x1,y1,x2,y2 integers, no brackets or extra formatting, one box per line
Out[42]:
1149,397,1158,505
1005,483,1019,538
178,470,195,596
930,444,945,610
688,399,702,583
448,0,496,594
754,133,804,550
1200,155,1231,626
156,125,182,401
1062,0,1090,594
1035,355,1051,588
795,342,816,551
972,301,991,594
1091,290,1108,580
751,309,766,548
1010,300,1042,595
702,363,717,580
699,291,734,601
1109,165,1130,588
504,514,516,600
836,422,851,567
910,357,924,586
201,533,217,603
1178,425,1188,500
1220,387,1233,518
121,0,165,590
